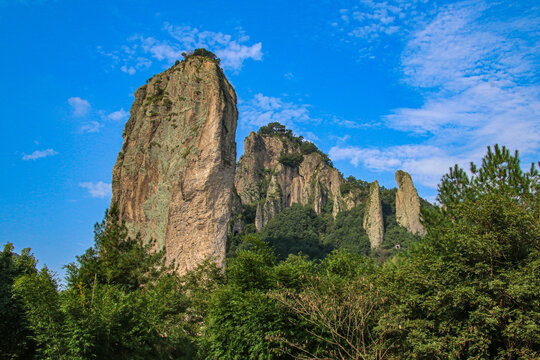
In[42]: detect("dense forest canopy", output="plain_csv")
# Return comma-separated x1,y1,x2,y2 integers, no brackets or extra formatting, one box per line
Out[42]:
2,145,539,359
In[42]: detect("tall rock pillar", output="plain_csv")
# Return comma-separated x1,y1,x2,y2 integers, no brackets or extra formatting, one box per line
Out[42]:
111,55,238,274
363,180,384,248
395,170,425,236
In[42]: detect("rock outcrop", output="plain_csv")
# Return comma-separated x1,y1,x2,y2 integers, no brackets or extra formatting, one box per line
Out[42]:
395,170,425,236
111,55,238,274
363,181,384,248
235,129,346,230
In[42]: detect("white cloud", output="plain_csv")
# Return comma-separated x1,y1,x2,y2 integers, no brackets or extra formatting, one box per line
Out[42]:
67,96,129,133
330,144,460,188
79,181,112,199
332,1,540,189
80,121,103,134
333,116,381,129
165,24,263,71
106,108,129,121
99,46,152,75
100,25,263,74
120,65,136,75
388,2,540,151
67,97,91,117
334,0,429,58
239,93,316,130
284,72,294,80
22,149,58,161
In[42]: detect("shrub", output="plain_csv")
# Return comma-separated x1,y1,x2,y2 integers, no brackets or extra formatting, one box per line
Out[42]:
300,141,318,155
278,152,304,167
182,48,221,65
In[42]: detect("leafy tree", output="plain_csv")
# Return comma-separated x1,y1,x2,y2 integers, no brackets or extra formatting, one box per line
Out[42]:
13,266,66,360
260,204,333,261
201,239,291,359
181,48,221,64
12,206,196,359
323,204,371,255
278,152,304,167
300,141,318,155
0,244,39,359
382,145,540,359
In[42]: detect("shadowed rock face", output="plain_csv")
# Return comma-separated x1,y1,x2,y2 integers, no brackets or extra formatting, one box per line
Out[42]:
395,170,426,236
363,181,384,248
111,56,238,274
235,132,346,230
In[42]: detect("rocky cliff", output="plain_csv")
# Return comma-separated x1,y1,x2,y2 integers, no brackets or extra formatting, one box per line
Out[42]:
363,181,384,248
235,126,347,230
395,170,426,236
111,54,238,274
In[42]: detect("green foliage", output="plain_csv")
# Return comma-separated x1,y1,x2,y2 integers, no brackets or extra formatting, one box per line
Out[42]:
260,204,334,261
340,175,369,196
10,206,197,359
201,240,290,359
13,267,66,359
381,145,540,359
0,244,38,358
323,204,371,255
146,87,165,105
272,253,389,360
3,144,538,359
300,141,318,155
257,122,292,137
258,122,334,167
181,48,221,65
65,206,172,291
278,151,304,168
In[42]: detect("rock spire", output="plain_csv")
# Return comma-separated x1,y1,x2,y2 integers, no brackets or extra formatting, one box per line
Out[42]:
363,180,384,248
395,170,425,236
111,55,238,274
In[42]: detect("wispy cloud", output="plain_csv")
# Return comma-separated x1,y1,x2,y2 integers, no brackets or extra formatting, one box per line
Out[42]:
333,0,431,59
106,108,129,122
332,1,540,189
100,24,263,74
386,1,540,154
284,72,294,80
22,149,58,161
98,47,152,75
330,145,461,188
67,97,129,133
80,121,103,134
333,116,381,129
79,181,112,199
68,97,91,117
239,93,316,131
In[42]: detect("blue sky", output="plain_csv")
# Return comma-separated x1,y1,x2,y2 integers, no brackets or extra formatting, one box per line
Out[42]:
1,0,539,275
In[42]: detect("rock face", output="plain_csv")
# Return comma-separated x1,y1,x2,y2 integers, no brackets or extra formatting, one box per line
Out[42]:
363,181,384,248
111,56,238,274
235,131,346,230
395,170,425,236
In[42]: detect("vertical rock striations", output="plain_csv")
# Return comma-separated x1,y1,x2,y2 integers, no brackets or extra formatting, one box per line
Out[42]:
111,55,238,274
395,170,425,236
363,181,384,248
235,129,346,230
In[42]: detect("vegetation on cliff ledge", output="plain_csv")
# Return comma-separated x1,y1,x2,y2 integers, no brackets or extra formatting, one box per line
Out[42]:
259,122,333,167
2,145,539,359
179,48,221,65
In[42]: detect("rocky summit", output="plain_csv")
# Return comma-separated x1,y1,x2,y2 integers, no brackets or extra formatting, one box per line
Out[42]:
111,54,238,274
234,125,348,231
